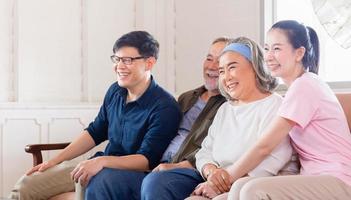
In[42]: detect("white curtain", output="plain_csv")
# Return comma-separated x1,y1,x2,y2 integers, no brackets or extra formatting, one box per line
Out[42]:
311,0,351,49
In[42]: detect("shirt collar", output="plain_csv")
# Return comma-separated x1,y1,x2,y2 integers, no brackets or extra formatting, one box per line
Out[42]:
135,76,157,107
192,86,207,97
116,76,157,107
194,85,223,100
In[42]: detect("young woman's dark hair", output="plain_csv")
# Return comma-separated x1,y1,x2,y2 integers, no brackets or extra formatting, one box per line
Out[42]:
271,20,320,74
113,31,159,59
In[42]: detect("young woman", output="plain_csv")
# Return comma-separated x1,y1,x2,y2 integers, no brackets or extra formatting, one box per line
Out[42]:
186,37,293,200
222,20,351,199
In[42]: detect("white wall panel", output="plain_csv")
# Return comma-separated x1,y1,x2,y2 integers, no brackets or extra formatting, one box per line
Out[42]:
49,118,86,143
17,0,82,102
136,0,176,94
0,123,4,196
46,118,86,160
85,0,136,102
0,0,12,102
174,0,262,95
2,119,41,197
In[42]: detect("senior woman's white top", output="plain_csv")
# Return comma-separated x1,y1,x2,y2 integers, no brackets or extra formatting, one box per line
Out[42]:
195,93,292,177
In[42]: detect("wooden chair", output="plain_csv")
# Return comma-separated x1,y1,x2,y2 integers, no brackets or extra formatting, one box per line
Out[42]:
25,142,70,166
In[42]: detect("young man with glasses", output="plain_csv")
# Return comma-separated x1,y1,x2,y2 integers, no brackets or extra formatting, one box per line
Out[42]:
9,31,182,200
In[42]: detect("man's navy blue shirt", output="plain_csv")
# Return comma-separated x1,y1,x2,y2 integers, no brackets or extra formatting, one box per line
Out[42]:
86,77,181,169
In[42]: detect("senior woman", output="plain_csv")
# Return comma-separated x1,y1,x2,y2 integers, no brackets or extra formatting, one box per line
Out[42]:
186,37,293,200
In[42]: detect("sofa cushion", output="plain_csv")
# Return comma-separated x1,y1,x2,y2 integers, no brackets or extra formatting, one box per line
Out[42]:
336,93,351,132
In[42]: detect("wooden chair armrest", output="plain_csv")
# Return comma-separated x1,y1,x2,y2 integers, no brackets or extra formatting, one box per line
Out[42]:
25,142,70,166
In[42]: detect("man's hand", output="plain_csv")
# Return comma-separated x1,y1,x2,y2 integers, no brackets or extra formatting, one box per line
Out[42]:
26,160,57,176
152,160,193,172
152,163,179,172
70,157,104,187
192,182,219,199
207,168,232,193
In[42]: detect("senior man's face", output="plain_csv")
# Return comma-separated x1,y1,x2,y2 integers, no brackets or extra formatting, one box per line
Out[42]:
202,41,226,92
218,51,257,102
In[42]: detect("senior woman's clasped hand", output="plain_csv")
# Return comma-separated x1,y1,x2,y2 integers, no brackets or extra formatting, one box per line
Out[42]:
192,164,233,198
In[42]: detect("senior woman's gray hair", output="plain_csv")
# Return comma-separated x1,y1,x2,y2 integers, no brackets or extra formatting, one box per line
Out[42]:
218,36,278,100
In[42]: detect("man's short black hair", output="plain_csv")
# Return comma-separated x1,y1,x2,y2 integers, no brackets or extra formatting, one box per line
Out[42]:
113,31,159,60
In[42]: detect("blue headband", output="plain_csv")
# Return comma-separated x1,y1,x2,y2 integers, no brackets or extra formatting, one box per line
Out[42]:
222,43,252,61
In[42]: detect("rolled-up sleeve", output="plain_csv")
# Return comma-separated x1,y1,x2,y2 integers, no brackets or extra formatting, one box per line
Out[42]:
86,84,116,145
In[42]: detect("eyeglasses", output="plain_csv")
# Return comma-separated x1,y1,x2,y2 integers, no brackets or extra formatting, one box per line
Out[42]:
110,55,145,65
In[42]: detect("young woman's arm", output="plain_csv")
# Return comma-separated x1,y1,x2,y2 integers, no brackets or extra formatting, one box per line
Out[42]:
227,116,295,182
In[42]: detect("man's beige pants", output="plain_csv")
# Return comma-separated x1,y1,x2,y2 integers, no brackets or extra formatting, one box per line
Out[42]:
8,160,85,200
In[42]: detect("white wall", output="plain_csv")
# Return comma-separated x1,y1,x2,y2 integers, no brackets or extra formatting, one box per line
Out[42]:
175,0,263,93
0,0,264,103
0,0,13,102
18,0,83,102
0,0,264,197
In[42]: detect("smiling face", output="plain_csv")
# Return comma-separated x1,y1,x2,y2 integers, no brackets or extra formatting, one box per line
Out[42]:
218,51,258,102
264,29,305,84
203,41,227,93
113,46,154,92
